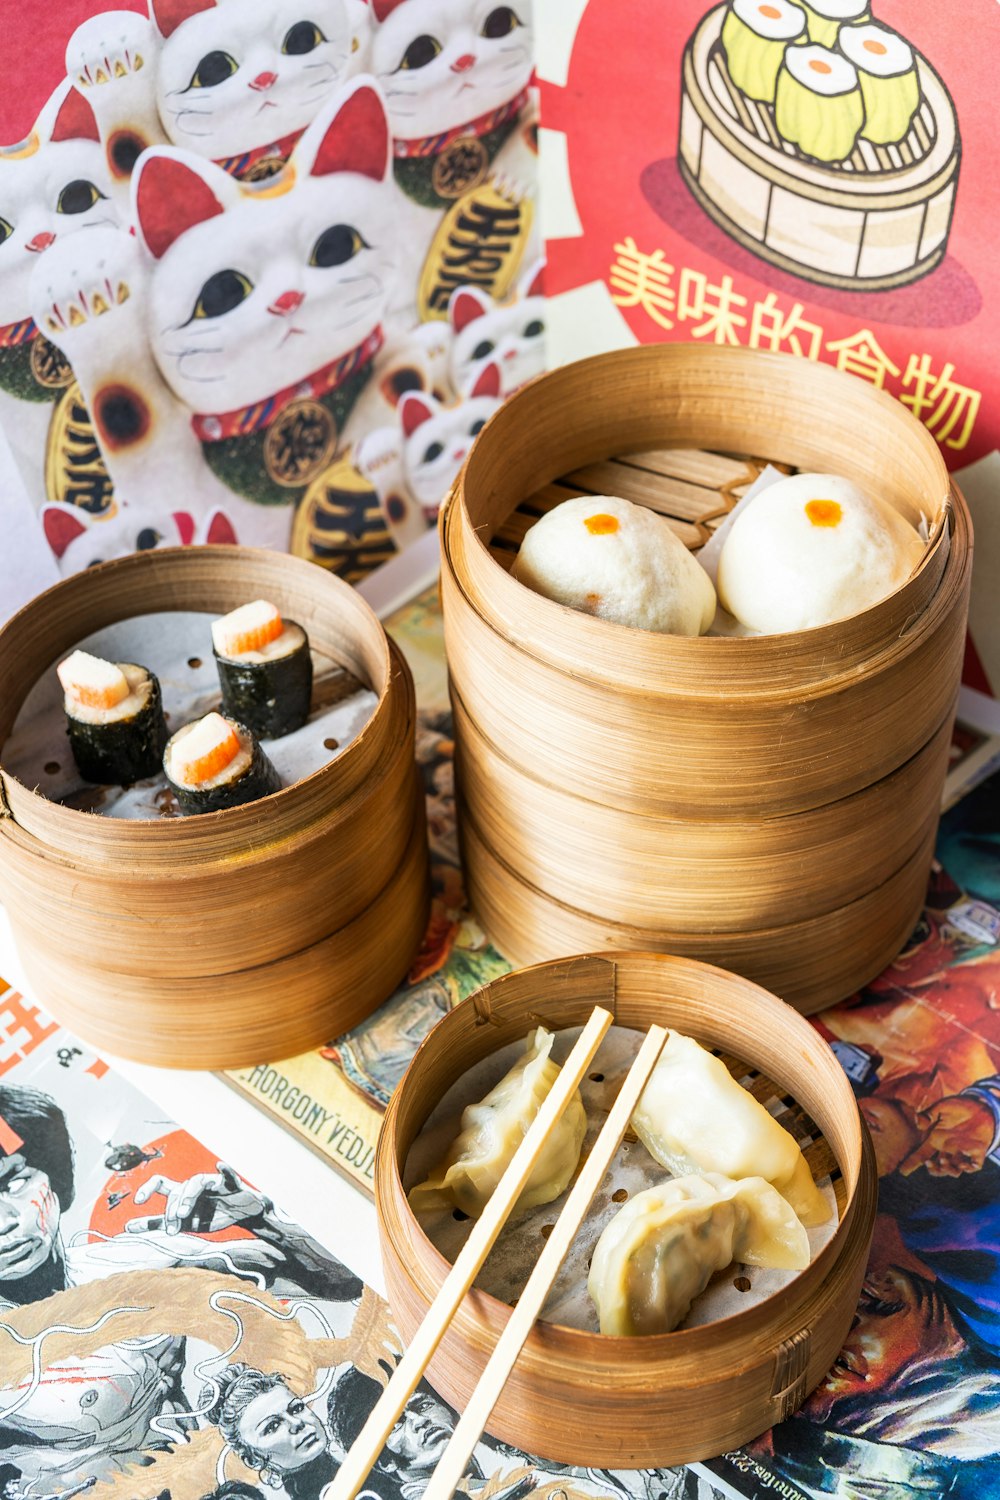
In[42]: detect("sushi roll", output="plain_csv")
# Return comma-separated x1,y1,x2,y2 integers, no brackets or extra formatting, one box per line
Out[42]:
775,44,863,162
211,599,312,739
716,472,925,633
721,0,807,104
800,0,869,47
839,22,920,145
163,711,281,815
58,650,168,785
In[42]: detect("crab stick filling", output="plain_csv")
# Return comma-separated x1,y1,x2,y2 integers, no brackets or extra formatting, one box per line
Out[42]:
59,653,151,724
212,600,286,658
168,712,250,789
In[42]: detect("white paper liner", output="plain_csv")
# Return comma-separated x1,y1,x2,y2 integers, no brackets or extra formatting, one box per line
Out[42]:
405,1025,838,1335
2,610,378,818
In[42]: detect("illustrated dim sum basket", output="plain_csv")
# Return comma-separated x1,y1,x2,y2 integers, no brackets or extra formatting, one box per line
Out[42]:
0,547,429,1068
377,952,878,1467
441,343,972,1013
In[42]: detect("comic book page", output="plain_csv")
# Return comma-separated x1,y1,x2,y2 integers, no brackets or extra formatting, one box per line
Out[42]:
536,0,1000,700
0,974,728,1500
0,0,542,608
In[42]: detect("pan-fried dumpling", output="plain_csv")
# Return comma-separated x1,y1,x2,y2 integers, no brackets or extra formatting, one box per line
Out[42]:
588,1172,810,1335
409,1027,586,1220
631,1030,830,1227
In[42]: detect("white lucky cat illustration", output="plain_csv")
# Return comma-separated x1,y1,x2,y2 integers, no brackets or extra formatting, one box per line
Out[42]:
66,0,355,205
368,0,539,320
30,76,399,562
43,499,238,576
0,83,119,509
356,358,500,548
448,256,543,396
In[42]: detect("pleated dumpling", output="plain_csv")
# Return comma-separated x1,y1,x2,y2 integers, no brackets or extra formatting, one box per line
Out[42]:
409,1027,586,1219
588,1172,810,1335
631,1030,830,1226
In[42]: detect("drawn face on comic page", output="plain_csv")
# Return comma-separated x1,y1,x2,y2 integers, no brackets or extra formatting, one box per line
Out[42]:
151,0,353,160
132,79,395,413
369,0,534,138
383,1388,456,1472
0,1154,60,1281
0,86,115,329
234,1381,328,1471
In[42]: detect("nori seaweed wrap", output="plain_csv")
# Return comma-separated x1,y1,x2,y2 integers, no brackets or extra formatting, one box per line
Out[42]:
163,712,282,815
212,602,312,739
59,653,168,785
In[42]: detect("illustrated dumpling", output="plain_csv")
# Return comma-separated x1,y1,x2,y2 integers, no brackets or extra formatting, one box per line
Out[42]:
513,495,716,637
716,472,925,633
838,22,921,145
631,1030,830,1227
588,1172,810,1336
800,0,869,47
721,0,807,103
775,44,864,162
409,1028,586,1219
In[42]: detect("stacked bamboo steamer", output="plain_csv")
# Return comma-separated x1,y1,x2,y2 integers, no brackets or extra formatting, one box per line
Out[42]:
0,547,429,1067
441,345,973,1013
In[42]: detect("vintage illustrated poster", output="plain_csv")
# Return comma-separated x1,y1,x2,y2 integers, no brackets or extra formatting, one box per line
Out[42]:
0,972,728,1500
0,0,543,592
537,0,1000,700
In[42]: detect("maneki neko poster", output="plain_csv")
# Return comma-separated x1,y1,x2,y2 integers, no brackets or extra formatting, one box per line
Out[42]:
537,0,1000,709
0,0,542,611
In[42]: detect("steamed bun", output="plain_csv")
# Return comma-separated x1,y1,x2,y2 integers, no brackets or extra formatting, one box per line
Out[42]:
716,473,925,634
513,495,716,636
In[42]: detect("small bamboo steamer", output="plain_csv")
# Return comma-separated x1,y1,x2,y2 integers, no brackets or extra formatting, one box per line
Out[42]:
377,952,877,1468
441,346,973,1011
0,547,429,1067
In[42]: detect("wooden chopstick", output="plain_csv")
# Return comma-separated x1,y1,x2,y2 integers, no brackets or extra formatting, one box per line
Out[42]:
326,1005,614,1500
420,1024,668,1500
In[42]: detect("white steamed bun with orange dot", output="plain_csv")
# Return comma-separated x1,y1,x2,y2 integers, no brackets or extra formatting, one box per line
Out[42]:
513,495,716,636
716,472,925,633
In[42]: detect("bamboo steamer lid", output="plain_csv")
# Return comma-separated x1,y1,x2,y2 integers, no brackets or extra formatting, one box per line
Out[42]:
377,952,877,1467
0,547,429,1067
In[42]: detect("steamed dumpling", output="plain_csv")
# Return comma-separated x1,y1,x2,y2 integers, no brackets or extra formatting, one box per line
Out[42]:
588,1172,810,1335
716,472,924,633
513,495,716,636
409,1027,586,1219
631,1030,830,1227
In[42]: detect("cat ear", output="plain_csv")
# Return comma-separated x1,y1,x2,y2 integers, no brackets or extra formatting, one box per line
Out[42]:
372,0,408,20
471,361,502,399
43,504,88,558
300,79,390,183
204,510,238,545
172,511,196,546
149,0,217,40
400,391,438,437
133,149,230,259
450,287,492,333
523,260,546,299
50,87,100,145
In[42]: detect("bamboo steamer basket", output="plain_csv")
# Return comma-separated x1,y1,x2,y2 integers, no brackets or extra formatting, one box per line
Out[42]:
441,345,973,1013
377,952,877,1468
678,5,960,291
0,547,429,1067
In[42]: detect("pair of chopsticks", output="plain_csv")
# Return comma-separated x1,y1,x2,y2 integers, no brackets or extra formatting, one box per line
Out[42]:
327,1007,668,1500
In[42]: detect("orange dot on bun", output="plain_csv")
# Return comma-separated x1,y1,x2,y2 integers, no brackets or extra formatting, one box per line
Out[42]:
805,499,843,527
584,513,620,536
863,38,888,54
809,59,833,74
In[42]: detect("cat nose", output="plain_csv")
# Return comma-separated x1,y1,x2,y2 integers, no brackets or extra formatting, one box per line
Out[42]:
453,446,467,460
26,231,56,253
503,349,517,360
451,53,476,72
268,290,304,316
249,71,278,91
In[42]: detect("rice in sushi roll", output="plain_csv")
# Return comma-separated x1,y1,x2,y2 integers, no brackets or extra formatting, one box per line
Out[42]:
716,472,925,633
58,650,168,785
513,494,716,636
721,0,807,103
212,599,312,739
775,44,863,161
839,22,920,145
800,0,869,47
164,711,281,814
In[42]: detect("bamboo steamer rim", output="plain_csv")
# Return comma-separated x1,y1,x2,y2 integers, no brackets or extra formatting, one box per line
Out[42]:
0,545,398,850
378,950,873,1360
448,345,964,696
